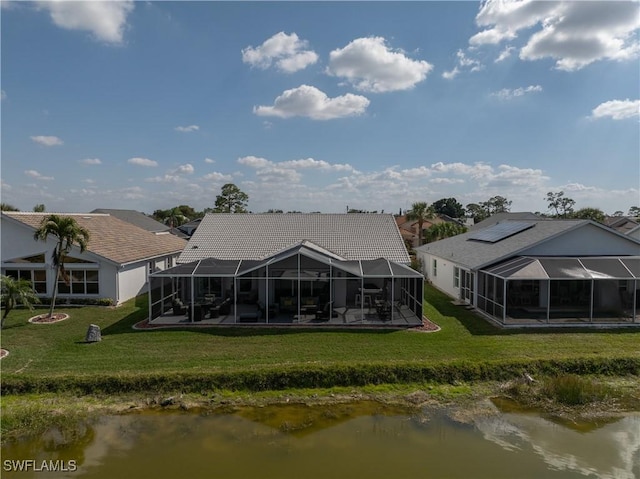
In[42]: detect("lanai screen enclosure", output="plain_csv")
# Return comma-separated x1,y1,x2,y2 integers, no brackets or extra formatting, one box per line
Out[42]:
149,243,424,326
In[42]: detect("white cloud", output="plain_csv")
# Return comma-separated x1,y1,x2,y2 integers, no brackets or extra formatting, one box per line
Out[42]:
36,0,134,44
204,158,215,164
442,49,484,80
24,169,54,181
590,99,640,120
495,46,515,62
491,85,543,100
473,0,640,71
279,158,355,173
254,85,370,120
202,172,233,182
79,158,102,165
242,32,318,73
328,37,433,92
145,175,184,184
237,155,356,185
30,135,63,146
128,157,158,167
1,90,6,100
175,125,199,133
174,163,194,175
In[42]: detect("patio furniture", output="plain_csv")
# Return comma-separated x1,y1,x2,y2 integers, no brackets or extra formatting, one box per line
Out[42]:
172,299,186,315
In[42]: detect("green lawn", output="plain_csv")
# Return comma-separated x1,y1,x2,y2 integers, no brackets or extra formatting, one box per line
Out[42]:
1,285,638,382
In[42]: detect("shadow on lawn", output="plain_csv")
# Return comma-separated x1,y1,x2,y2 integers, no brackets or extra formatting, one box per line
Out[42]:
425,285,640,337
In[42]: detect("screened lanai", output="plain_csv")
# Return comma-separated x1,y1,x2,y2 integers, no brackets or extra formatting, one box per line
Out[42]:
475,256,640,326
148,243,424,327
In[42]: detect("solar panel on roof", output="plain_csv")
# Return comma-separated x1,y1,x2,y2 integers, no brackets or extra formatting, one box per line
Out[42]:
468,221,535,243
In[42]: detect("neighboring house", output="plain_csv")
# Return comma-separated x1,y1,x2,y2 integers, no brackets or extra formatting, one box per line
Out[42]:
149,213,424,326
1,212,187,305
604,216,639,236
467,212,541,231
176,218,202,237
91,208,189,239
415,218,640,327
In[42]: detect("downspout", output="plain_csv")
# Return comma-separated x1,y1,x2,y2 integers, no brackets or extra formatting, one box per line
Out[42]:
266,264,269,324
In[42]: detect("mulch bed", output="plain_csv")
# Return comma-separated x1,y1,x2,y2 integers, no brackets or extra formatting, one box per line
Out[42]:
409,316,441,333
28,313,70,324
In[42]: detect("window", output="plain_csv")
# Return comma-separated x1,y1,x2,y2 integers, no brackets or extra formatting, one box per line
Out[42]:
454,267,460,288
57,269,99,295
432,259,437,278
4,269,47,294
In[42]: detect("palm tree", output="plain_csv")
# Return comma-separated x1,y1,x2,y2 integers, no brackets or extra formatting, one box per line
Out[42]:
1,275,41,329
33,215,90,318
164,207,189,232
406,201,434,247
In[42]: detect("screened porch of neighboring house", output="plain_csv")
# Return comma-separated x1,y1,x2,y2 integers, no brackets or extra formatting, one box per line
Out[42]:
148,243,424,327
474,256,640,326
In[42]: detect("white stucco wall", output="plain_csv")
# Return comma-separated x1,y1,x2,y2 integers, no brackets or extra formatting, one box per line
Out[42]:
420,252,461,299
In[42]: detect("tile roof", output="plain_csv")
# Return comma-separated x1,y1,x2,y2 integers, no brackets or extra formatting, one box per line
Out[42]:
178,213,410,264
91,208,170,233
3,212,186,265
416,219,590,270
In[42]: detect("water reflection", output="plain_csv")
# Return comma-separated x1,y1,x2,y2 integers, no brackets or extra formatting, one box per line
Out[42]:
2,403,638,479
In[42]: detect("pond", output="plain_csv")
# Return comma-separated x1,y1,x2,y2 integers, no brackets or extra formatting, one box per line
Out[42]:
2,401,639,479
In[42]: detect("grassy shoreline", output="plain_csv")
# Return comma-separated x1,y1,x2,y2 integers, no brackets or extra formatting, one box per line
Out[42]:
3,376,639,444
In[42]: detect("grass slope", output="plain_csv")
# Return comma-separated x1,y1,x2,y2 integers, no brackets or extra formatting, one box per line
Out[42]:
1,286,638,393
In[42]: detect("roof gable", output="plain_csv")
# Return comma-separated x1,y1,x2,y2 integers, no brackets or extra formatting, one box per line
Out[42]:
179,213,410,264
3,212,186,265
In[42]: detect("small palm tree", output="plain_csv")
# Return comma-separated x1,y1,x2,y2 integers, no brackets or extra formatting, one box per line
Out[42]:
1,275,41,329
406,201,434,247
33,214,90,318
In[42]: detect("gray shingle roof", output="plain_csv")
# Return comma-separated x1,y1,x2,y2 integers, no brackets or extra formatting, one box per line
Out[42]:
468,212,541,231
91,208,170,233
416,219,590,270
178,213,410,264
4,212,186,265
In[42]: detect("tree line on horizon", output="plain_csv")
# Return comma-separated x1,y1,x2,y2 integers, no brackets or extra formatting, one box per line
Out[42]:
2,185,638,229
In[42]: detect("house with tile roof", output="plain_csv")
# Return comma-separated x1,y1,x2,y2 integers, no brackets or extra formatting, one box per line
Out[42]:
149,213,424,327
415,218,640,327
1,212,186,305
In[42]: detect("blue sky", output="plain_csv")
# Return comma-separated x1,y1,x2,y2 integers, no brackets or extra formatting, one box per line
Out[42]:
2,1,639,216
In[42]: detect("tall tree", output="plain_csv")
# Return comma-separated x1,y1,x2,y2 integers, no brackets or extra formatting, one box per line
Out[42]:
482,195,512,215
424,222,467,243
432,198,465,219
628,206,640,219
33,204,46,212
33,215,90,318
572,207,605,223
465,203,488,224
1,275,41,329
406,201,434,246
0,203,19,211
546,191,575,218
213,183,249,213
